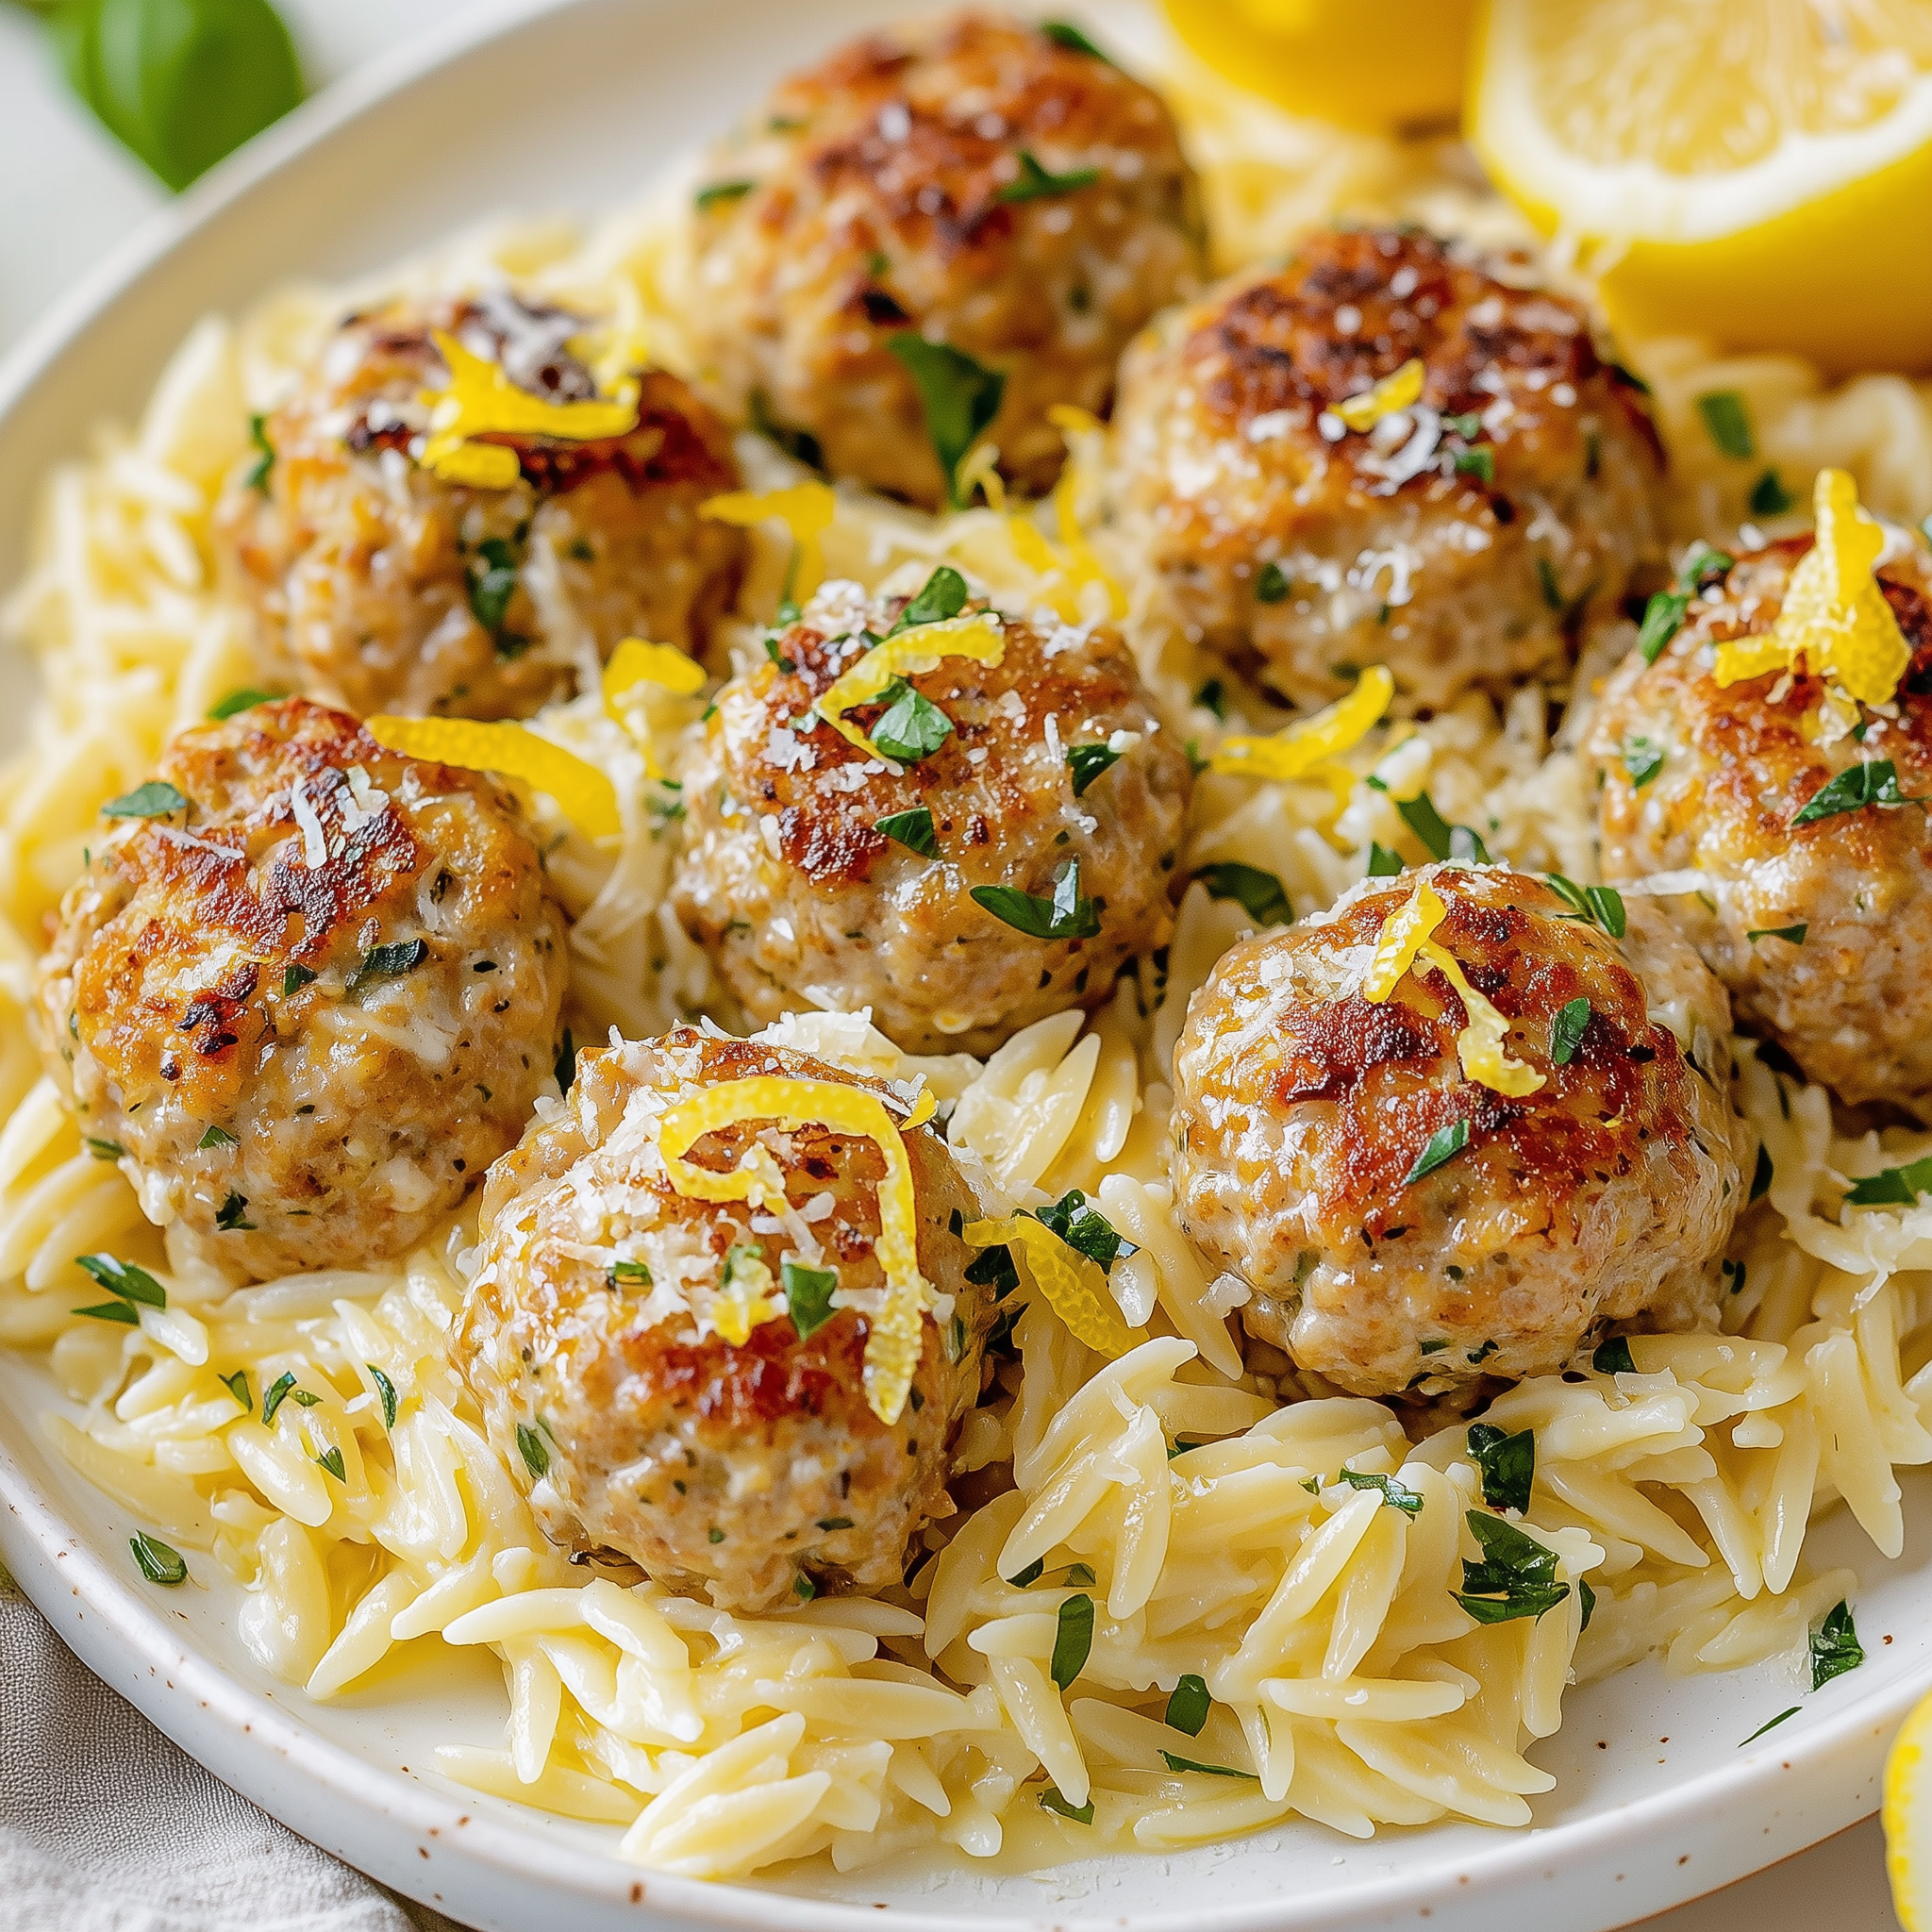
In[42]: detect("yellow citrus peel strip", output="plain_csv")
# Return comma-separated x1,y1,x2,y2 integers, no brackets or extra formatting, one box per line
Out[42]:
1212,664,1394,784
419,330,640,488
602,639,708,778
1333,358,1424,433
814,613,1007,759
656,1076,929,1424
1361,884,1545,1097
701,482,837,608
1714,469,1909,706
365,716,622,842
963,1213,1145,1360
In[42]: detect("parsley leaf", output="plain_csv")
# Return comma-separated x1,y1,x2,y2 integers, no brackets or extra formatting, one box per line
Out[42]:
1466,1422,1536,1514
1368,841,1405,878
1543,874,1625,937
971,860,1101,940
1159,1752,1256,1779
1194,678,1225,719
1750,467,1794,517
783,1259,839,1341
1791,758,1916,825
1696,390,1756,459
130,1533,188,1586
1593,1336,1637,1375
84,1137,125,1161
694,179,756,211
198,1124,238,1150
465,537,522,651
1623,735,1665,788
1067,741,1123,797
555,1028,577,1096
1677,541,1736,591
1550,996,1592,1066
1747,923,1807,945
1007,1557,1046,1587
1386,788,1489,863
997,149,1100,205
1338,1468,1424,1516
244,414,275,492
1040,1786,1094,1824
1750,1144,1774,1202
282,962,317,996
1455,445,1495,485
1844,1154,1932,1208
220,1369,250,1409
872,679,955,763
368,1364,398,1430
209,687,277,720
1255,560,1291,603
516,1423,550,1479
1194,861,1291,927
1455,1509,1571,1624
102,780,188,820
75,1253,166,1307
887,335,1005,510
314,1445,346,1482
1740,1707,1802,1746
350,939,427,992
1035,1189,1136,1274
1404,1118,1469,1187
1165,1674,1211,1737
1810,1600,1864,1690
887,564,969,635
875,806,940,858
1050,1592,1094,1689
260,1372,299,1428
1040,19,1111,59
71,1300,140,1325
965,1241,1020,1296
1638,591,1690,665
215,1191,255,1231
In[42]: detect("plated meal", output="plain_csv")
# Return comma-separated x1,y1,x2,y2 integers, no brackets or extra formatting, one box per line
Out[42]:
7,1,1932,1896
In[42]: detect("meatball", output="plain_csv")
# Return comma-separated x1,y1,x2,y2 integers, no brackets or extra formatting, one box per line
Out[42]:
669,576,1193,1054
1107,226,1665,712
687,11,1202,509
1591,537,1932,1113
214,291,745,720
1170,864,1741,1396
453,1026,991,1609
33,698,568,1281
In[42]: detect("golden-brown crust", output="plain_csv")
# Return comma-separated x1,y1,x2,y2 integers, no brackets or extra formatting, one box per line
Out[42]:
1591,537,1932,1109
688,10,1203,508
458,1028,993,1608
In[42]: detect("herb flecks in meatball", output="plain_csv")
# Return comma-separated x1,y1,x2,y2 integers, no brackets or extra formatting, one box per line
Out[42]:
670,575,1193,1054
34,697,569,1281
453,1027,992,1611
1592,533,1932,1113
1170,864,1742,1396
1108,226,1665,711
214,291,744,721
689,11,1203,509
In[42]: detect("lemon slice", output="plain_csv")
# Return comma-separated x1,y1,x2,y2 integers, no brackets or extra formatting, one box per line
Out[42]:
1473,0,1932,374
1887,1685,1932,1928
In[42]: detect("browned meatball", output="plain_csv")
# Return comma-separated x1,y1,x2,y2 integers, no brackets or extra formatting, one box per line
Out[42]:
669,575,1193,1054
214,291,744,720
687,11,1203,508
1108,226,1665,711
1591,536,1932,1113
32,698,569,1281
453,1026,991,1610
1170,864,1741,1397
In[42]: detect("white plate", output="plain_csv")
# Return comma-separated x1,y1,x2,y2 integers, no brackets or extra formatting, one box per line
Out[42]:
0,4,1926,1928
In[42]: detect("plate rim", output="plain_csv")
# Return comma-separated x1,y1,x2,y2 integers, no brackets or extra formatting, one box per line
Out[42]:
0,2,1922,1925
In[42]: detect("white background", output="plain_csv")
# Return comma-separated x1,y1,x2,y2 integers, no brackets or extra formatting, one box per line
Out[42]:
0,1,1907,1925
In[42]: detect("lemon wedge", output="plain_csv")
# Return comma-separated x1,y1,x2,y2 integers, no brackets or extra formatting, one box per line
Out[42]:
1887,1685,1932,1928
1472,0,1932,375
1162,0,1477,132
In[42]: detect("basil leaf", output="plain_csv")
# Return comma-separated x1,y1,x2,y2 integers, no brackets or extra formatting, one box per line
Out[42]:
1623,735,1665,788
1454,445,1494,485
872,679,955,763
1404,1118,1468,1187
1791,758,1914,825
1746,924,1807,945
1159,1753,1256,1779
1696,390,1756,459
350,939,427,991
887,335,1005,510
1067,742,1123,797
1457,1584,1572,1625
1368,841,1405,878
1638,590,1689,665
210,686,277,721
198,1124,238,1149
282,962,316,996
1550,996,1592,1067
887,565,969,635
367,1364,398,1430
1194,861,1291,928
1844,1153,1932,1207
1338,1468,1424,1516
130,1532,188,1586
260,1372,298,1427
783,1259,839,1341
221,1369,250,1409
1165,1674,1211,1737
1740,1707,1802,1746
1750,467,1794,516
75,1253,166,1307
243,416,274,493
102,780,187,819
1007,1557,1046,1588
71,1300,140,1325
1040,19,1111,60
1035,1189,1136,1274
694,179,756,211
1454,1509,1570,1624
1255,560,1291,603
1390,790,1489,864
516,1423,550,1479
875,807,940,858
314,1445,345,1482
215,1191,254,1231
1592,1336,1637,1375
1040,1786,1094,1824
1810,1599,1864,1690
1585,884,1626,938
971,860,1101,940
1050,1592,1094,1689
965,1241,1020,1296
995,150,1100,205
1466,1422,1536,1514
1578,1576,1596,1632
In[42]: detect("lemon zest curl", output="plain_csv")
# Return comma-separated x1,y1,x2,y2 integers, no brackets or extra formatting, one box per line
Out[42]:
365,715,621,841
1211,664,1394,785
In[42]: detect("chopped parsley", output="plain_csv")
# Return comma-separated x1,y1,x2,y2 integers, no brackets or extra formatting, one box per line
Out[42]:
783,1259,839,1341
1404,1117,1469,1187
198,1124,238,1150
1466,1423,1536,1514
1454,445,1495,485
555,1029,577,1095
1677,541,1736,591
1067,741,1124,797
819,1516,854,1532
1746,923,1807,945
1165,1674,1211,1736
1844,1153,1932,1208
971,859,1101,940
872,679,955,763
465,537,523,654
349,939,427,991
1455,1510,1570,1624
693,179,756,211
887,335,1005,510
1035,1189,1136,1274
1543,874,1626,938
1008,1557,1046,1587
314,1445,346,1482
1194,678,1225,719
244,414,275,492
1550,996,1592,1067
130,1533,188,1586
1696,390,1756,459
1750,1144,1774,1202
1536,556,1565,612
1194,861,1291,927
1623,735,1665,788
215,1192,255,1231
368,1364,398,1430
283,963,317,996
1050,1592,1094,1689
221,1369,251,1409
1637,591,1690,664
1791,758,1915,825
996,149,1100,205
1040,19,1110,59
83,1136,125,1161
887,564,969,635
71,1298,139,1326
516,1423,550,1479
101,780,188,820
76,1253,166,1307
965,1240,1020,1297
793,1572,817,1601
1338,1469,1424,1516
260,1373,300,1428
1040,1786,1094,1824
608,1257,653,1291
1159,1753,1256,1779
1368,841,1405,878
875,806,940,858
1378,786,1489,863
1255,560,1291,603
1810,1600,1864,1689
1750,467,1794,517
1592,1336,1637,1375
208,687,277,720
